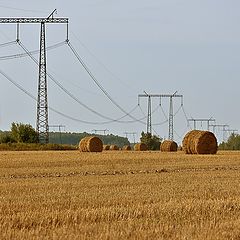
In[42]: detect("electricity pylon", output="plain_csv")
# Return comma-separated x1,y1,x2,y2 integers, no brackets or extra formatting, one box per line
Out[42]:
124,132,137,144
92,129,109,135
138,91,183,140
0,10,68,143
188,117,215,130
223,129,238,139
49,124,66,144
209,124,229,142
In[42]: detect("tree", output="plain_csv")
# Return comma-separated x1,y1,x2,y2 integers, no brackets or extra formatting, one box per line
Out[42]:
219,133,240,150
140,132,161,150
11,122,38,143
0,132,16,143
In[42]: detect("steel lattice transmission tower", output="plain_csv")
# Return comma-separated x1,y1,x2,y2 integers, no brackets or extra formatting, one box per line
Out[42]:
0,10,68,143
187,117,215,130
138,91,183,140
37,22,49,143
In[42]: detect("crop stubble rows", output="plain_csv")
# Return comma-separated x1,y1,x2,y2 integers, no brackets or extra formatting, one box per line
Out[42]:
0,151,240,239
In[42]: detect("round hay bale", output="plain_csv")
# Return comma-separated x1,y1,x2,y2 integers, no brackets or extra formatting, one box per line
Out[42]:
178,146,183,151
79,136,103,152
110,145,119,150
134,143,148,151
194,131,218,154
103,145,110,151
122,145,131,151
182,130,200,154
160,140,178,152
182,130,217,154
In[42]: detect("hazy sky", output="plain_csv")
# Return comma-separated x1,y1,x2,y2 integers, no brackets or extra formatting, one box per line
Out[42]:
0,0,239,143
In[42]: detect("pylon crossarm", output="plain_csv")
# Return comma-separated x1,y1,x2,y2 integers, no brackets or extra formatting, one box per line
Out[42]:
0,18,68,24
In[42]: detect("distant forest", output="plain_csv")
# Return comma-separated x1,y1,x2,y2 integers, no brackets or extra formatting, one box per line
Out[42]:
0,130,130,147
49,132,130,147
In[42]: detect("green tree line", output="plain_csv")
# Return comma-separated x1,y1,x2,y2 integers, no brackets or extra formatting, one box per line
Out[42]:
49,131,130,147
218,134,240,150
0,123,130,147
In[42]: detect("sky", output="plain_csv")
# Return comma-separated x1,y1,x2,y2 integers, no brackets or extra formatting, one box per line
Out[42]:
0,0,239,144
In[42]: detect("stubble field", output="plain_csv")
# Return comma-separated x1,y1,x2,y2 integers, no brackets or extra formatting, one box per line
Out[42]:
1,150,240,239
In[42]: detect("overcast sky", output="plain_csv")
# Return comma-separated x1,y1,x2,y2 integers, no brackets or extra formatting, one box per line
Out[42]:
0,0,239,143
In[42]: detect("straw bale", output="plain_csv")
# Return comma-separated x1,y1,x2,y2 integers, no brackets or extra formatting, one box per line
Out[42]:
134,143,148,151
194,131,218,154
103,145,110,151
160,140,178,152
122,145,132,151
110,145,119,150
178,146,183,151
182,130,200,154
182,130,217,154
79,136,103,152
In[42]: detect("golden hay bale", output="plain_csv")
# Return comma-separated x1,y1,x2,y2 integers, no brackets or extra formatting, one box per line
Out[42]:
182,130,218,154
122,145,132,151
110,145,119,150
178,146,183,151
182,130,200,154
103,145,110,151
79,136,103,152
134,143,148,151
160,140,178,152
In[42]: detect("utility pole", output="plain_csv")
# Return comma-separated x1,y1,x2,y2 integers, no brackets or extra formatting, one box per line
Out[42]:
138,91,183,140
188,117,215,130
49,124,66,144
124,132,137,144
92,129,109,135
0,10,69,143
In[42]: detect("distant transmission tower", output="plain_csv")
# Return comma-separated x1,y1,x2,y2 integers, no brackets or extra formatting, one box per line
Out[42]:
0,10,68,143
188,117,215,130
209,124,229,142
124,132,137,144
138,91,183,140
92,129,109,135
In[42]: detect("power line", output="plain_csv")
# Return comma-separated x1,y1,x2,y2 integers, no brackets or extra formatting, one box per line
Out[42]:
0,68,146,126
17,41,148,125
92,129,109,135
209,124,229,142
0,40,17,48
0,4,48,13
70,30,136,93
188,117,215,130
138,91,183,140
66,41,144,123
0,41,66,61
0,12,69,143
49,124,66,144
124,132,137,144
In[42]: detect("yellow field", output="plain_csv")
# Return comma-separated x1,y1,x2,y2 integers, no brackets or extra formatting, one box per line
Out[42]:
1,150,240,239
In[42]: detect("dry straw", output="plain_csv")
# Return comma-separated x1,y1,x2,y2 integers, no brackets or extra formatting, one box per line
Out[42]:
79,136,103,152
160,140,178,152
134,143,148,151
110,145,119,150
103,145,110,151
122,145,132,151
182,130,218,154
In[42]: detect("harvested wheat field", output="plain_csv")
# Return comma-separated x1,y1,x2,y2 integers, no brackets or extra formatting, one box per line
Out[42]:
1,150,240,239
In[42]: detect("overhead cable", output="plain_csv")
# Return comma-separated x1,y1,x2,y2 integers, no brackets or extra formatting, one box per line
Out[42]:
0,40,17,48
66,41,144,123
0,68,142,125
13,42,146,124
0,5,48,13
0,41,66,61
